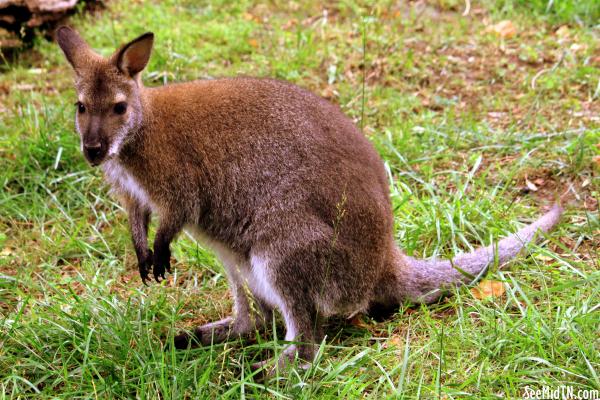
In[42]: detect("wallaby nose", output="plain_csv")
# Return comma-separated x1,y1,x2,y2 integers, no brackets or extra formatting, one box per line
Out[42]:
83,142,105,165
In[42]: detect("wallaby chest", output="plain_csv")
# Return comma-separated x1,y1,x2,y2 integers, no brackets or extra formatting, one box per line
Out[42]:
102,159,156,212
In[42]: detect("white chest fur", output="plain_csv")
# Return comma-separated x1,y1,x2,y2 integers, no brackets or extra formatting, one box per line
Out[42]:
102,159,155,210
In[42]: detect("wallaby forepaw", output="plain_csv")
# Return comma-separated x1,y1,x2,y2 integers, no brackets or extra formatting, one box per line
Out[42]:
152,248,170,282
138,249,153,285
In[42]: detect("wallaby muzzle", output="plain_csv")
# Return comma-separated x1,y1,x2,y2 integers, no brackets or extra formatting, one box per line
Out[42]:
83,140,107,166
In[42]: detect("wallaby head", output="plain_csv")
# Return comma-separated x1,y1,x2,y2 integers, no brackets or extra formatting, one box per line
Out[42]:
56,26,154,165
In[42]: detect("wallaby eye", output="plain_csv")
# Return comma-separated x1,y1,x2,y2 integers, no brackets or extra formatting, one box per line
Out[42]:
76,102,86,114
114,102,128,115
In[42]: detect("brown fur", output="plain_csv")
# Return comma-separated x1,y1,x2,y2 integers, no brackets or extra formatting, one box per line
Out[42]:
56,27,563,368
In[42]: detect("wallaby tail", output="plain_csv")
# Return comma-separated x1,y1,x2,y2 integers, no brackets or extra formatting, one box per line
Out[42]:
396,204,563,303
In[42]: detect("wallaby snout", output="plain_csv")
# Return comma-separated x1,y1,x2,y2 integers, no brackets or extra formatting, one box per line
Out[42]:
82,141,105,165
80,113,109,165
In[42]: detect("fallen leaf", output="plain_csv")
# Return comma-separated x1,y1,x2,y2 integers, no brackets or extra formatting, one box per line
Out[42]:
556,25,570,39
471,280,505,299
536,254,554,262
282,19,297,30
593,155,600,167
349,314,370,329
1,247,13,257
525,178,538,192
321,85,337,99
389,335,403,348
12,84,35,91
382,334,403,349
486,20,517,39
247,39,259,48
559,236,576,247
488,111,506,119
402,307,416,315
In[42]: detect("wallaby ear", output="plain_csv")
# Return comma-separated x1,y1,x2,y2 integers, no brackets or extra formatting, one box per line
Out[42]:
114,32,154,77
56,26,93,72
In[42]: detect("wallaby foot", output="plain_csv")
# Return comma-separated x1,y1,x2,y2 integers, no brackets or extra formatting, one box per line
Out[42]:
174,315,269,348
250,304,320,377
174,317,238,348
173,302,273,349
251,345,313,379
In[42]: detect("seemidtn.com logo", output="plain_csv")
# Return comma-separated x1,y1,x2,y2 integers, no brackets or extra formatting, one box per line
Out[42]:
523,386,599,400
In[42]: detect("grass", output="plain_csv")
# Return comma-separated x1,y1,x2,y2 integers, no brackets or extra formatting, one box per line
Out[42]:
1,0,599,398
487,0,600,26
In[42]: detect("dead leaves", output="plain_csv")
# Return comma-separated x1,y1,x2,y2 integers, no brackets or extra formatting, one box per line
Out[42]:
349,313,370,329
470,279,506,300
525,177,539,192
486,20,517,39
556,25,570,39
523,176,546,192
382,334,404,350
593,144,600,168
281,19,298,30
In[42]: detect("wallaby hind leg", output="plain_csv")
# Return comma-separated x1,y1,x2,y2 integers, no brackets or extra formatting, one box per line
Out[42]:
249,250,323,374
252,299,322,375
174,259,272,349
280,302,321,364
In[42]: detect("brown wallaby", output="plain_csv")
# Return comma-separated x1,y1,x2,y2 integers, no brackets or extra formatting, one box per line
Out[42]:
56,27,562,368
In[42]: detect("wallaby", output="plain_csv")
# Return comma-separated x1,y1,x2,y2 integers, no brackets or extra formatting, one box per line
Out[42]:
56,27,562,368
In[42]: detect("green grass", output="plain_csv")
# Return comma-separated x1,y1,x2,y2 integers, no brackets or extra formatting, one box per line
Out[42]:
488,0,600,26
1,0,599,398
